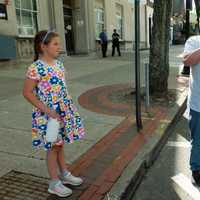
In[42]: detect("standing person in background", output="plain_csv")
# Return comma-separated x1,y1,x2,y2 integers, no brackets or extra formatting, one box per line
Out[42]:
112,29,121,57
99,29,108,58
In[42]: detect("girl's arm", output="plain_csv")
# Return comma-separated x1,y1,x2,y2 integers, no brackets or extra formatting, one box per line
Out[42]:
23,79,60,120
183,49,200,66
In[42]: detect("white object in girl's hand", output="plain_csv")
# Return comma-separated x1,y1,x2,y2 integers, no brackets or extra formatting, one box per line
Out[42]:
46,118,60,143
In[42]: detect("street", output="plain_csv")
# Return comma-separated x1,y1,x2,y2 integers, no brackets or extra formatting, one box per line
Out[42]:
132,114,197,200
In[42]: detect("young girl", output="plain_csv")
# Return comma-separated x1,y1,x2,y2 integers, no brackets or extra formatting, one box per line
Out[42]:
23,30,85,197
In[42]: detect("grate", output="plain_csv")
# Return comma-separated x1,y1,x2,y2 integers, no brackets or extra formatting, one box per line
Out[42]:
0,170,51,200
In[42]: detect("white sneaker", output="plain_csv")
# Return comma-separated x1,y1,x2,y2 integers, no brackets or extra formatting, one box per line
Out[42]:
48,180,72,197
60,172,83,186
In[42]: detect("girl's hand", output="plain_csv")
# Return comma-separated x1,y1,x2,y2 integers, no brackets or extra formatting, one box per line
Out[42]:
46,108,61,121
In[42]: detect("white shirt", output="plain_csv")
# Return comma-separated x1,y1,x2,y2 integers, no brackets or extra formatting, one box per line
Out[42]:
184,36,200,113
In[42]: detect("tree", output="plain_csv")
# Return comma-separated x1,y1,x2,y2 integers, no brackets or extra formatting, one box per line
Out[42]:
194,0,200,32
149,0,173,94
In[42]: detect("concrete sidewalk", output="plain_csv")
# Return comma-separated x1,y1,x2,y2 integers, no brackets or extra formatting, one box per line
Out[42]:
0,45,187,200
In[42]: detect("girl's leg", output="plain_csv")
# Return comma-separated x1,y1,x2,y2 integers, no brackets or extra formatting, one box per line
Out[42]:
47,146,73,197
57,145,68,174
46,146,60,180
57,145,83,186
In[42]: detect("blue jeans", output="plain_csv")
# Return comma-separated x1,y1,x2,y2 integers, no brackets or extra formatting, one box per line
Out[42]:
189,109,200,171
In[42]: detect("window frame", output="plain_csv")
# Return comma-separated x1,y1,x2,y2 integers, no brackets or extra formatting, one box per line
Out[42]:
95,8,105,39
15,0,38,38
116,14,123,39
0,3,8,20
115,4,123,40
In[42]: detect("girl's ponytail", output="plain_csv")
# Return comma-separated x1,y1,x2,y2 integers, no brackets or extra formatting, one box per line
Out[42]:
33,44,39,61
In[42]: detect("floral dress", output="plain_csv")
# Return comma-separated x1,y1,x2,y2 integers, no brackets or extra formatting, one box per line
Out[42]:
26,59,85,151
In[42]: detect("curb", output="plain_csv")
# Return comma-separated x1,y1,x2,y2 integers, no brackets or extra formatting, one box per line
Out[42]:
105,94,187,200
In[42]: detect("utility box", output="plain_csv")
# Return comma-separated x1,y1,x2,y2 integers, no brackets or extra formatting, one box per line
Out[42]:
0,35,16,60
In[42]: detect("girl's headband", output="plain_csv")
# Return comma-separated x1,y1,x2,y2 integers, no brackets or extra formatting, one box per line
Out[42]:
42,29,56,44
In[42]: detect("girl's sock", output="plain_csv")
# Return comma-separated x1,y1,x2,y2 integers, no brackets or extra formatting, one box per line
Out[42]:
62,170,70,177
49,179,60,189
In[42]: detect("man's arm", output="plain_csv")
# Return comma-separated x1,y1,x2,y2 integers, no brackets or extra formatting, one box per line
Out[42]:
183,49,200,66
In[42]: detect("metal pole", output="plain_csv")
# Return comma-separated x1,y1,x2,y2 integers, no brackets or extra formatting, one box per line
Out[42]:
145,63,150,111
182,0,192,75
186,8,190,40
149,16,152,46
135,0,142,130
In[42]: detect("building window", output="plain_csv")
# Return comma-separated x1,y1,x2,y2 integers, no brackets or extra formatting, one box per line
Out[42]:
95,8,104,39
15,0,38,37
116,14,123,39
0,3,8,20
116,4,123,39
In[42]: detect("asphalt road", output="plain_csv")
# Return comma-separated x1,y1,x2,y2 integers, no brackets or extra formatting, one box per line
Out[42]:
132,115,198,200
